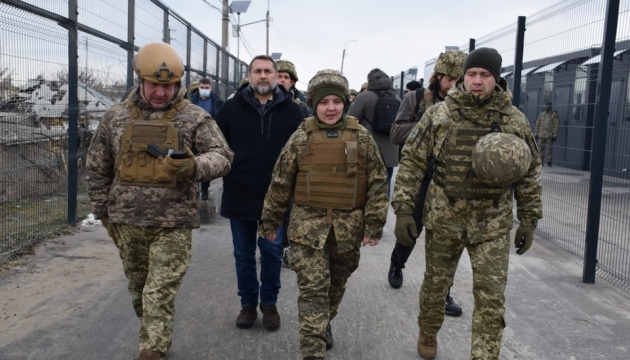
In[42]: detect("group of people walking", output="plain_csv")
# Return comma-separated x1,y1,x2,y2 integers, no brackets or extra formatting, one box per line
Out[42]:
86,41,543,360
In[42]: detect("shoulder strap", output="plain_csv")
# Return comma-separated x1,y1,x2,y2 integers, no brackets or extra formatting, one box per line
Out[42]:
414,87,425,114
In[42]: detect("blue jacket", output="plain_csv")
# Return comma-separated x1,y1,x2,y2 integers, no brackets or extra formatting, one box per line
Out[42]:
215,85,303,220
189,91,224,118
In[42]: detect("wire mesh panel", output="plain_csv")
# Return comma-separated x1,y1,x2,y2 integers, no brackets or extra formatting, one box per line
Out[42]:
0,0,248,263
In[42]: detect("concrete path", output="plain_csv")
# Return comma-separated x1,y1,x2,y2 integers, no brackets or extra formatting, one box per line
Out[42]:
0,179,629,359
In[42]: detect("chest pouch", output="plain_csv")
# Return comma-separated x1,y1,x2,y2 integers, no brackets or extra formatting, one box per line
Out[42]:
117,119,179,187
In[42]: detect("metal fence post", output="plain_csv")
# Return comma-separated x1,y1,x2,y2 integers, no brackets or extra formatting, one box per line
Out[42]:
511,16,526,108
67,0,79,225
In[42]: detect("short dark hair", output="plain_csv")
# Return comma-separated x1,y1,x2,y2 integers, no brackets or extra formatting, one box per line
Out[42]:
248,55,277,73
199,78,212,85
545,102,552,106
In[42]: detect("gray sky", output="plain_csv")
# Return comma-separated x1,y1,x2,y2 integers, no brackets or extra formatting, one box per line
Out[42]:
161,0,557,91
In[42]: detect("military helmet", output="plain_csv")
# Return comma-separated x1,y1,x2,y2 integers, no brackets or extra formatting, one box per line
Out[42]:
472,132,532,187
132,42,184,84
306,69,350,108
434,50,467,79
276,59,298,81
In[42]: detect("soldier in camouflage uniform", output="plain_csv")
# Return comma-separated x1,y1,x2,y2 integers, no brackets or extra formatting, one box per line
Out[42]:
392,47,542,360
388,51,467,319
276,59,312,118
86,42,233,360
535,102,559,166
259,69,388,360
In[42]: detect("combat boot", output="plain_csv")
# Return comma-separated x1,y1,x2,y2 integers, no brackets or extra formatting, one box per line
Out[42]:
445,295,463,317
388,262,403,289
418,331,437,359
134,349,163,360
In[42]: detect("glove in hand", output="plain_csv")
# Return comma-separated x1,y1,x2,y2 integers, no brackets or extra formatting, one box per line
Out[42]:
394,215,418,247
164,147,196,178
514,224,535,255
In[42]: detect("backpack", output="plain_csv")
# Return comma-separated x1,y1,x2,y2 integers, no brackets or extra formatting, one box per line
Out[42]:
368,90,401,135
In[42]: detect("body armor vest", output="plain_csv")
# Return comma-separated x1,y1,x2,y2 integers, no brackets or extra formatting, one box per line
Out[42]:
294,117,368,210
433,109,508,200
116,99,188,187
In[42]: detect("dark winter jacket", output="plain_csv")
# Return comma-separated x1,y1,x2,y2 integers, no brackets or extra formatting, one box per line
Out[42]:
189,91,224,118
215,85,303,220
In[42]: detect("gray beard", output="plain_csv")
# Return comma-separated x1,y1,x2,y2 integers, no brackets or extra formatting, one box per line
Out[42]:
255,84,273,95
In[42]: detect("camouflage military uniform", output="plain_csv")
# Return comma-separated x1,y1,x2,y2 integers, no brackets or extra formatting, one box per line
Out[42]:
86,85,233,355
535,109,559,163
392,77,542,359
260,115,388,359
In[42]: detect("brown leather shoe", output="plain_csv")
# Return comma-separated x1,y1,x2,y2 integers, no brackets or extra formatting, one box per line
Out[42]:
235,306,257,328
260,303,281,331
137,349,163,360
417,331,437,359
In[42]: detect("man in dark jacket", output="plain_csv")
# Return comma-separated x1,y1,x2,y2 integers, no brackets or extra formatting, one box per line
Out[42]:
189,78,224,200
215,55,303,332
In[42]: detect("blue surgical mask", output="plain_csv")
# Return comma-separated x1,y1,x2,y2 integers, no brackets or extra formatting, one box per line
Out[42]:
199,89,211,97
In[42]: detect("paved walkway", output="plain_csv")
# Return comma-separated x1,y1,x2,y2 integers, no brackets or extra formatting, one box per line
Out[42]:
0,179,629,359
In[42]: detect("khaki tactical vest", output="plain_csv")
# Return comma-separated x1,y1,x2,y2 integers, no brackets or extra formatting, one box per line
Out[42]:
294,117,368,210
116,99,188,187
433,108,508,200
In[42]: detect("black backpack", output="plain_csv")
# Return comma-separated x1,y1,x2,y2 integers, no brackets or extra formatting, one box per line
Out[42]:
369,90,401,135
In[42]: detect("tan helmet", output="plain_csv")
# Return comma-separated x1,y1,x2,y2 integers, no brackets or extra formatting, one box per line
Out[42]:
306,69,350,109
276,59,298,81
472,132,532,187
188,80,200,93
132,42,184,84
434,50,467,79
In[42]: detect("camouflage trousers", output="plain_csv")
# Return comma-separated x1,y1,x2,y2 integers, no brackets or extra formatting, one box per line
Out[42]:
291,229,360,359
419,229,510,360
115,224,192,355
538,137,554,162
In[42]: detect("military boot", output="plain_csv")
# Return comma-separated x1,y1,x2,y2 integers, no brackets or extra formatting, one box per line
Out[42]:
418,332,437,359
134,349,163,360
445,294,463,317
388,262,403,289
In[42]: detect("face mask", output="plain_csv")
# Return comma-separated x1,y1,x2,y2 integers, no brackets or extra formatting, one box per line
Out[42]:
199,89,211,97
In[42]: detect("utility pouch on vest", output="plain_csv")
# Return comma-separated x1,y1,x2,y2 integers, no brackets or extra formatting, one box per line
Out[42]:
346,141,358,176
117,120,179,187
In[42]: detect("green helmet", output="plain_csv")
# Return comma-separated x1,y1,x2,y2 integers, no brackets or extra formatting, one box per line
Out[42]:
472,132,532,187
434,50,467,79
306,69,350,109
276,59,298,81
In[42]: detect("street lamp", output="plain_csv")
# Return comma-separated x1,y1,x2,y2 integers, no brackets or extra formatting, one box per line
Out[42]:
341,40,357,75
230,0,271,58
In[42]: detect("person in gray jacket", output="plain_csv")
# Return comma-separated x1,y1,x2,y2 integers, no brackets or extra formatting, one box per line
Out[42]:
348,68,400,197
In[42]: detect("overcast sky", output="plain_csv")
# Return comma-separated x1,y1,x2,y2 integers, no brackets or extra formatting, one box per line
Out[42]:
160,0,557,91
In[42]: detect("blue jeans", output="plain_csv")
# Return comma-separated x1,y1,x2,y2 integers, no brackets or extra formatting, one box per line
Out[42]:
230,219,282,307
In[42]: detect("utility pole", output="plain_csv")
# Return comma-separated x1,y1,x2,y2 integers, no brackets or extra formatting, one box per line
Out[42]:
221,0,229,85
266,0,270,55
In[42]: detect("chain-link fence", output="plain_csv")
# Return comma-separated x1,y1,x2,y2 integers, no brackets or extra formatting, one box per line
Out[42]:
419,0,630,293
0,0,247,262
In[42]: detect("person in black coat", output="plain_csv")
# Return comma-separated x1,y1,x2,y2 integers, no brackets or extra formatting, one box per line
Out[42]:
214,55,303,332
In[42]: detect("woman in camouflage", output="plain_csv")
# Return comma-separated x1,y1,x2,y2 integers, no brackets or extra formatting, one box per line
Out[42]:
259,69,389,360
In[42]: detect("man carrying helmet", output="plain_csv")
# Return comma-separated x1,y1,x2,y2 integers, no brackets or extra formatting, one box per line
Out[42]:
392,47,542,360
388,50,467,319
86,41,234,360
